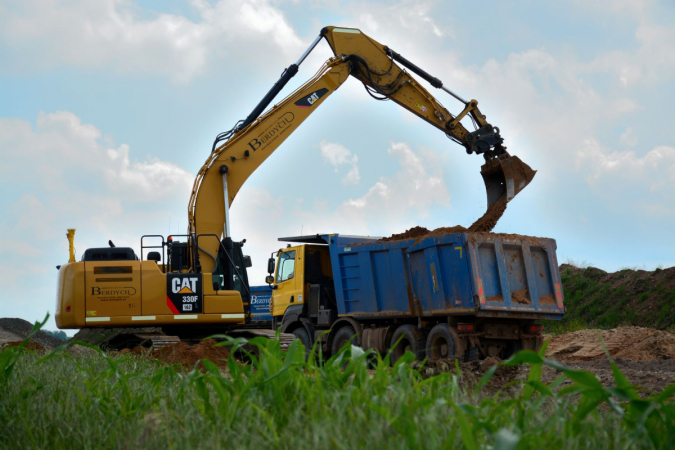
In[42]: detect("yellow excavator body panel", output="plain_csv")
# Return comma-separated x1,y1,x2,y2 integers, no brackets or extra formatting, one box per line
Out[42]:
55,260,245,329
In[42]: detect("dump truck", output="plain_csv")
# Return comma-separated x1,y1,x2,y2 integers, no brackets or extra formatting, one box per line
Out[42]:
269,231,564,361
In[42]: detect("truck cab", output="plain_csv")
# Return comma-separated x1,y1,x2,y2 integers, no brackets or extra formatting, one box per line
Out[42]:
270,241,336,330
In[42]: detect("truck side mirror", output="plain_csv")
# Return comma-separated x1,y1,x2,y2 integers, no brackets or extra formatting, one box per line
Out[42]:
243,255,252,267
265,275,274,285
267,257,275,274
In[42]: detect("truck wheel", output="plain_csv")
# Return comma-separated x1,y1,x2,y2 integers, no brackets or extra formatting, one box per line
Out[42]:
390,324,426,364
292,327,312,359
331,326,356,356
425,323,457,361
464,346,480,362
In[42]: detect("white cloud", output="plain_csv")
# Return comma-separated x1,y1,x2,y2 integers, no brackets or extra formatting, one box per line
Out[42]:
319,139,360,185
0,0,305,82
575,140,675,214
0,111,193,201
0,111,194,326
586,22,675,87
620,127,637,147
339,141,450,226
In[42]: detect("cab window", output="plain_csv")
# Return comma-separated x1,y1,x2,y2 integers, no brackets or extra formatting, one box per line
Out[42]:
276,251,296,283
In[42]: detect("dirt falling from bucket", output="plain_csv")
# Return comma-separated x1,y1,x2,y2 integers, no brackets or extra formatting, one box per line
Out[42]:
467,195,507,233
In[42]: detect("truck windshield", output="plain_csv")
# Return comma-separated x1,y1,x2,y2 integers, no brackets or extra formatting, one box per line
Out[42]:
276,251,296,283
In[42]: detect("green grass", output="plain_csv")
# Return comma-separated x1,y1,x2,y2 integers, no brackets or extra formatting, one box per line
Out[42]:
547,266,675,332
1,317,675,449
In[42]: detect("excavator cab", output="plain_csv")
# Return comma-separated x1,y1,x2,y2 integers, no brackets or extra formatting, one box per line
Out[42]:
481,155,537,207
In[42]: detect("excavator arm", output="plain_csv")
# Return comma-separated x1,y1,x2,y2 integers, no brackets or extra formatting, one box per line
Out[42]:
188,26,535,274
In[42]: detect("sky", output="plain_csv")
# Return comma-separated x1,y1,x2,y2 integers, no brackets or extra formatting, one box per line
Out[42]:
0,0,674,331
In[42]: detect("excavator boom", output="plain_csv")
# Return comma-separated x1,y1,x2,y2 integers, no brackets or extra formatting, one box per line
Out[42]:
189,26,536,273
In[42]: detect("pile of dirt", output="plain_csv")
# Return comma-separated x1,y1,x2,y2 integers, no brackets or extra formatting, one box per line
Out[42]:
540,357,675,396
120,339,231,370
2,341,45,351
378,196,509,243
546,326,675,362
378,225,468,242
0,318,65,350
559,264,675,329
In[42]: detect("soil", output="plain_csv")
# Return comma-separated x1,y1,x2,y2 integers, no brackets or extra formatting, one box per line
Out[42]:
512,289,530,304
414,326,675,396
546,326,675,363
539,294,557,305
0,318,65,350
378,226,433,242
120,339,232,370
2,341,45,351
467,195,507,233
540,358,675,397
377,195,511,243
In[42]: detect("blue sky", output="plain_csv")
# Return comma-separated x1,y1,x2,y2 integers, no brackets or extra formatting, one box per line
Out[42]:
1,0,674,330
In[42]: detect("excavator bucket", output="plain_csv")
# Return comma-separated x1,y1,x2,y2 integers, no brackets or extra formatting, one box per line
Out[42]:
481,155,536,207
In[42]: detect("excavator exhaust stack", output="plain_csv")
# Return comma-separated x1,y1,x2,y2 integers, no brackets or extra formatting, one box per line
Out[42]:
481,155,536,207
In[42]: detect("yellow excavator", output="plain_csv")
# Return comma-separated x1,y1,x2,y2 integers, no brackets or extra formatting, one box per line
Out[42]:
55,26,536,351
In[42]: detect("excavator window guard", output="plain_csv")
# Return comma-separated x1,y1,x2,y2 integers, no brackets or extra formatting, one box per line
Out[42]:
195,233,251,297
141,232,250,294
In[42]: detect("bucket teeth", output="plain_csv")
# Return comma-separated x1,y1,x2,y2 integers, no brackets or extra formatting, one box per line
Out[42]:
481,155,536,207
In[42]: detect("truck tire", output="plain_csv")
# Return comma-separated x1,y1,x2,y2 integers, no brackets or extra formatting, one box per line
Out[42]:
292,327,312,359
331,326,356,356
390,324,426,364
464,346,480,362
425,323,457,361
502,340,522,360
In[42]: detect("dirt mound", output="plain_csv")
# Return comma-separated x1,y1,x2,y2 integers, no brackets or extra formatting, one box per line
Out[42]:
122,339,231,370
379,226,431,242
2,341,45,351
558,264,675,329
377,195,511,243
0,318,65,350
540,357,675,396
546,326,675,362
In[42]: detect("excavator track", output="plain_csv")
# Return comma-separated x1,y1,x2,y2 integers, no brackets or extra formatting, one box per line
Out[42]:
73,327,297,352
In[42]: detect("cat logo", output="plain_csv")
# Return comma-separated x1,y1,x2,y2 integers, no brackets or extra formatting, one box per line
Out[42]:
166,274,203,314
294,88,329,108
171,277,198,294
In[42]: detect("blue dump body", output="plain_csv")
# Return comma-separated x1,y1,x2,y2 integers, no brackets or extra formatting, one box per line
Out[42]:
325,233,565,321
249,285,273,322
